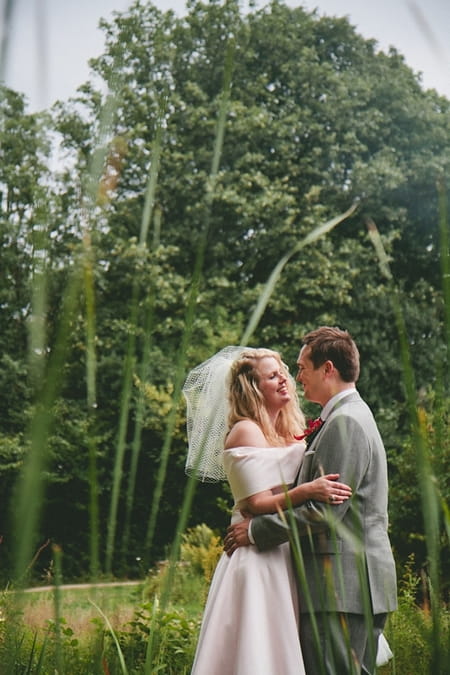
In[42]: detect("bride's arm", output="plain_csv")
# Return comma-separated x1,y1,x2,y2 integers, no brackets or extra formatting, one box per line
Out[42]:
225,420,351,514
242,475,352,515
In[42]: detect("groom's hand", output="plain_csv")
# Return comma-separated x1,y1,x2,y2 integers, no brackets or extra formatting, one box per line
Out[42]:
224,518,251,557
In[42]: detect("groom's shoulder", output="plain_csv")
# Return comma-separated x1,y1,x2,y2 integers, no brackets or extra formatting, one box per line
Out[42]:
331,390,364,412
331,392,374,423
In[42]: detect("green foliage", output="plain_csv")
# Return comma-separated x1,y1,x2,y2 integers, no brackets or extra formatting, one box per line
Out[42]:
388,393,450,596
144,560,207,612
0,0,448,595
180,523,223,583
3,561,449,674
141,524,222,612
108,603,199,674
382,556,450,675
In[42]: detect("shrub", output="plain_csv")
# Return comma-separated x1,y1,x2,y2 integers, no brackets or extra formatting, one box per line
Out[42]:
180,524,223,584
102,601,200,674
383,555,450,675
143,524,222,610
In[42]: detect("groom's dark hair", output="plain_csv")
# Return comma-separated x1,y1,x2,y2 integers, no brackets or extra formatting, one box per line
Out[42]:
302,326,360,382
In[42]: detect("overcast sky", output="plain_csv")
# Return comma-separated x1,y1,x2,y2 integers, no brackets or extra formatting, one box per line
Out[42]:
2,0,449,112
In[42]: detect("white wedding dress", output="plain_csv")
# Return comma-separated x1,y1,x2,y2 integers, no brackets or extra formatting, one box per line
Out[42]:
190,442,393,674
376,632,393,666
191,443,306,675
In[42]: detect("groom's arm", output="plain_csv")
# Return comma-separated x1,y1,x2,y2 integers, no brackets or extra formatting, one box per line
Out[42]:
250,414,370,551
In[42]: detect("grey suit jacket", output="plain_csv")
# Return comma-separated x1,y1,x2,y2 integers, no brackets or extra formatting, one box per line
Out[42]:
251,391,398,615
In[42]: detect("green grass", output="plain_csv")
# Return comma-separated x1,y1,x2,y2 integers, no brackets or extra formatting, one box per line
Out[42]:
18,583,143,638
1,541,448,674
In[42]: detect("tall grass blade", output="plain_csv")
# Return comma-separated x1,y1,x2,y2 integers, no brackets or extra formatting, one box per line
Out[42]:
143,39,235,564
29,221,49,387
105,100,166,574
83,235,97,419
241,202,357,345
442,499,450,551
140,123,164,247
34,633,48,674
287,491,376,673
367,217,444,672
34,0,49,109
437,177,450,358
120,122,165,565
143,595,161,675
0,0,16,81
83,86,125,583
24,632,38,674
52,544,64,673
68,75,129,578
11,64,120,587
105,301,137,574
284,501,326,675
121,259,159,562
90,599,129,675
11,216,52,584
408,2,448,67
83,229,101,579
13,268,83,584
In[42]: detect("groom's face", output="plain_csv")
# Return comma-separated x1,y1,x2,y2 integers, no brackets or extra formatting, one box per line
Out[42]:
296,346,325,405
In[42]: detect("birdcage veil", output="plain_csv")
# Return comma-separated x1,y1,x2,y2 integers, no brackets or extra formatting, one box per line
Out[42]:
183,346,248,482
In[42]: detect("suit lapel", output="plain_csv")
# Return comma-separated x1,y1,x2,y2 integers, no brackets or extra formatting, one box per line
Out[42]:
302,390,362,458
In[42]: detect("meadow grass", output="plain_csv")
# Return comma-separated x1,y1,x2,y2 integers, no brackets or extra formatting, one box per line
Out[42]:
3,536,447,674
18,584,143,638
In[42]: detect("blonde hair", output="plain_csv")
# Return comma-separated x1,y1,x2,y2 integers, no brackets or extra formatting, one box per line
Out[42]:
228,348,305,446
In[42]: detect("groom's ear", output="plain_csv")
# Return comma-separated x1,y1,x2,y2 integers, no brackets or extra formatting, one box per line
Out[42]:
323,360,335,376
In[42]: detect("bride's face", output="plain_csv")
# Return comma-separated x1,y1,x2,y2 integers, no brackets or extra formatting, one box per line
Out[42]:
255,356,291,413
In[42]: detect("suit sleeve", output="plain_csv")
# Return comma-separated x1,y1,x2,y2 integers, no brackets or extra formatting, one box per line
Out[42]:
251,414,371,551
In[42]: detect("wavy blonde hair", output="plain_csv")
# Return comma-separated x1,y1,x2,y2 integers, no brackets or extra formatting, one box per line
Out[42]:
228,348,305,446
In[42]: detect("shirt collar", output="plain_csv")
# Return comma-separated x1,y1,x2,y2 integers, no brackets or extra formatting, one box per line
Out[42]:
321,387,356,421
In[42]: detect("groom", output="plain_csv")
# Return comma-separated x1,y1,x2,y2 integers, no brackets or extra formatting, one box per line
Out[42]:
225,326,397,674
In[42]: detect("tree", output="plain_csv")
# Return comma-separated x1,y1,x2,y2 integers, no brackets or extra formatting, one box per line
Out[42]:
0,0,448,580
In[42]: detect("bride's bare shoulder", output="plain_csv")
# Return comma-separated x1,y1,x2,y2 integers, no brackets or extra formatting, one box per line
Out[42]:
225,419,267,449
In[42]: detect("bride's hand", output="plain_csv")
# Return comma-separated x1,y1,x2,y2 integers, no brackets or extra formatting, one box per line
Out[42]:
309,474,352,504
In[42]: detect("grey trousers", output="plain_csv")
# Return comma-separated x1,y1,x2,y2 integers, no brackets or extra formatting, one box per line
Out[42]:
300,611,387,675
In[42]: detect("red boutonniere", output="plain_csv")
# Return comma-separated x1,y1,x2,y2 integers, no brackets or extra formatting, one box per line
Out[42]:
294,417,324,443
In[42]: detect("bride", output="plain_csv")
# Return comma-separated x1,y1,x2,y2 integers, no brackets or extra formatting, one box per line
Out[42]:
183,346,352,674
